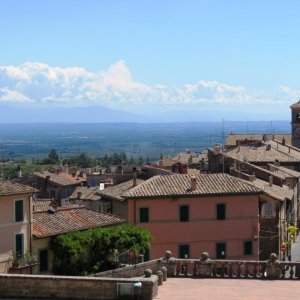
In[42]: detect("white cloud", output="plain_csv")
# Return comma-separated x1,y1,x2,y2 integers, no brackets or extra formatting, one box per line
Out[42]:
0,61,297,111
0,88,31,103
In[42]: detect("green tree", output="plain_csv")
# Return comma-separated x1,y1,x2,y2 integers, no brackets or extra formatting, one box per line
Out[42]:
48,149,59,163
51,224,152,275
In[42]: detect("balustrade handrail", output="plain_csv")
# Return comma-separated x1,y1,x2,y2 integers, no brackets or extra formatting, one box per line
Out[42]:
166,258,300,280
94,255,300,280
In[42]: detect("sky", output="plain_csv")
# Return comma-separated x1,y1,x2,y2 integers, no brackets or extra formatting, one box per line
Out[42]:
0,0,300,121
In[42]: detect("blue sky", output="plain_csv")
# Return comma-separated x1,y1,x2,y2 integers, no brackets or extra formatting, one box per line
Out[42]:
0,0,300,121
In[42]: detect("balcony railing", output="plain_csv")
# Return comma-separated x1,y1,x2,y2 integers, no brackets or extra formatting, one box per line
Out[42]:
94,251,300,280
171,259,300,279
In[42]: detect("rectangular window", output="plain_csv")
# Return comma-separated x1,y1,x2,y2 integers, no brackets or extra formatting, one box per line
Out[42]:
216,242,226,259
179,205,189,222
244,241,253,255
263,202,273,218
15,233,24,259
139,207,149,223
143,248,150,262
39,249,48,272
179,244,190,259
216,203,226,220
15,200,24,222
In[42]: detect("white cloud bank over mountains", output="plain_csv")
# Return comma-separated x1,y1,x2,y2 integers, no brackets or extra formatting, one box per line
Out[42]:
0,60,297,116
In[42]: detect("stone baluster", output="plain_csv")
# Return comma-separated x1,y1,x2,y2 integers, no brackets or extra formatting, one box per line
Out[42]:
144,269,152,278
237,262,242,278
265,253,281,279
295,263,300,279
157,270,163,285
212,262,217,277
198,252,212,278
161,266,167,281
245,262,249,278
228,262,233,278
193,261,198,277
253,262,258,278
289,264,294,279
161,250,176,277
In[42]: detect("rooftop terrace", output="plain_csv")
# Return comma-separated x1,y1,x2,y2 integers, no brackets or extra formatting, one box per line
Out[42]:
156,278,300,300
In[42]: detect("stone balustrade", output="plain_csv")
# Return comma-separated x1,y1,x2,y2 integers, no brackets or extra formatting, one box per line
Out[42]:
161,252,300,280
94,251,300,281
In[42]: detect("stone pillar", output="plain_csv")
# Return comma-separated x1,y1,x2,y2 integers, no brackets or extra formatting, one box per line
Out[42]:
265,253,281,279
198,252,212,277
144,269,152,278
161,250,176,277
157,271,163,286
161,267,167,281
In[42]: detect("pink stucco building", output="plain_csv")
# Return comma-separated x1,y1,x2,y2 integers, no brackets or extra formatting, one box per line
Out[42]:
0,180,37,273
124,174,262,260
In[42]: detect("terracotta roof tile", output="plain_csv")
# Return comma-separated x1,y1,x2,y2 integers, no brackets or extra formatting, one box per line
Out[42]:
33,206,125,238
159,156,178,167
33,199,80,211
272,165,300,178
267,140,300,160
290,101,300,109
98,179,144,201
225,145,298,163
34,171,86,186
225,134,291,147
247,178,294,202
124,174,261,198
69,186,101,201
0,179,37,196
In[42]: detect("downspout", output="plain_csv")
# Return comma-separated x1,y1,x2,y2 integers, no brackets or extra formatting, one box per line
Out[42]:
133,199,137,225
29,193,33,274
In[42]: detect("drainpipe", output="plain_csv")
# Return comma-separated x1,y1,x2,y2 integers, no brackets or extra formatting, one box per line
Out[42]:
133,199,137,225
29,194,33,274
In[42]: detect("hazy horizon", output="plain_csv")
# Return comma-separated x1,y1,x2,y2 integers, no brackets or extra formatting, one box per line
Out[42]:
1,1,300,122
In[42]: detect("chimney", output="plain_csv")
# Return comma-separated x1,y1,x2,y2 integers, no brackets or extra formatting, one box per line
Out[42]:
233,160,237,170
159,159,163,168
249,174,256,182
191,175,197,191
269,175,273,187
214,144,222,153
133,167,137,187
77,191,82,199
17,166,22,178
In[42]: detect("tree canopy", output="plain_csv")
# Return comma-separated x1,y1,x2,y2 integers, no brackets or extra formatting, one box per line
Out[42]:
51,224,152,275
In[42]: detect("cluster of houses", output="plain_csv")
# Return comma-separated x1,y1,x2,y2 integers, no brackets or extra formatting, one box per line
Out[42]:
1,101,300,275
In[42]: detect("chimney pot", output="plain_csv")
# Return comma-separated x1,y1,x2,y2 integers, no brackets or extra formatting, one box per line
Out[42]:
269,175,273,187
191,175,197,191
133,167,137,187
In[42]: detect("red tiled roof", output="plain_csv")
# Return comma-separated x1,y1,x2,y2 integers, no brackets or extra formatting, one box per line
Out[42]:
0,179,37,196
33,199,80,211
124,174,261,198
98,179,144,201
69,186,101,201
157,156,178,168
290,101,300,109
33,206,125,238
225,145,298,163
34,171,86,186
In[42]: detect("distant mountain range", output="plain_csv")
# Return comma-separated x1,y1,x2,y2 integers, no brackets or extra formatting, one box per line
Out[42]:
0,104,289,123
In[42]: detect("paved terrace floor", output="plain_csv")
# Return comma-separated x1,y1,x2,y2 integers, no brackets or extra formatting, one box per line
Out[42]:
156,278,300,300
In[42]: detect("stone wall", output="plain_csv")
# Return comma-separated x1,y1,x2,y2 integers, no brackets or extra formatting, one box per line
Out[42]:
94,259,162,278
0,273,158,300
